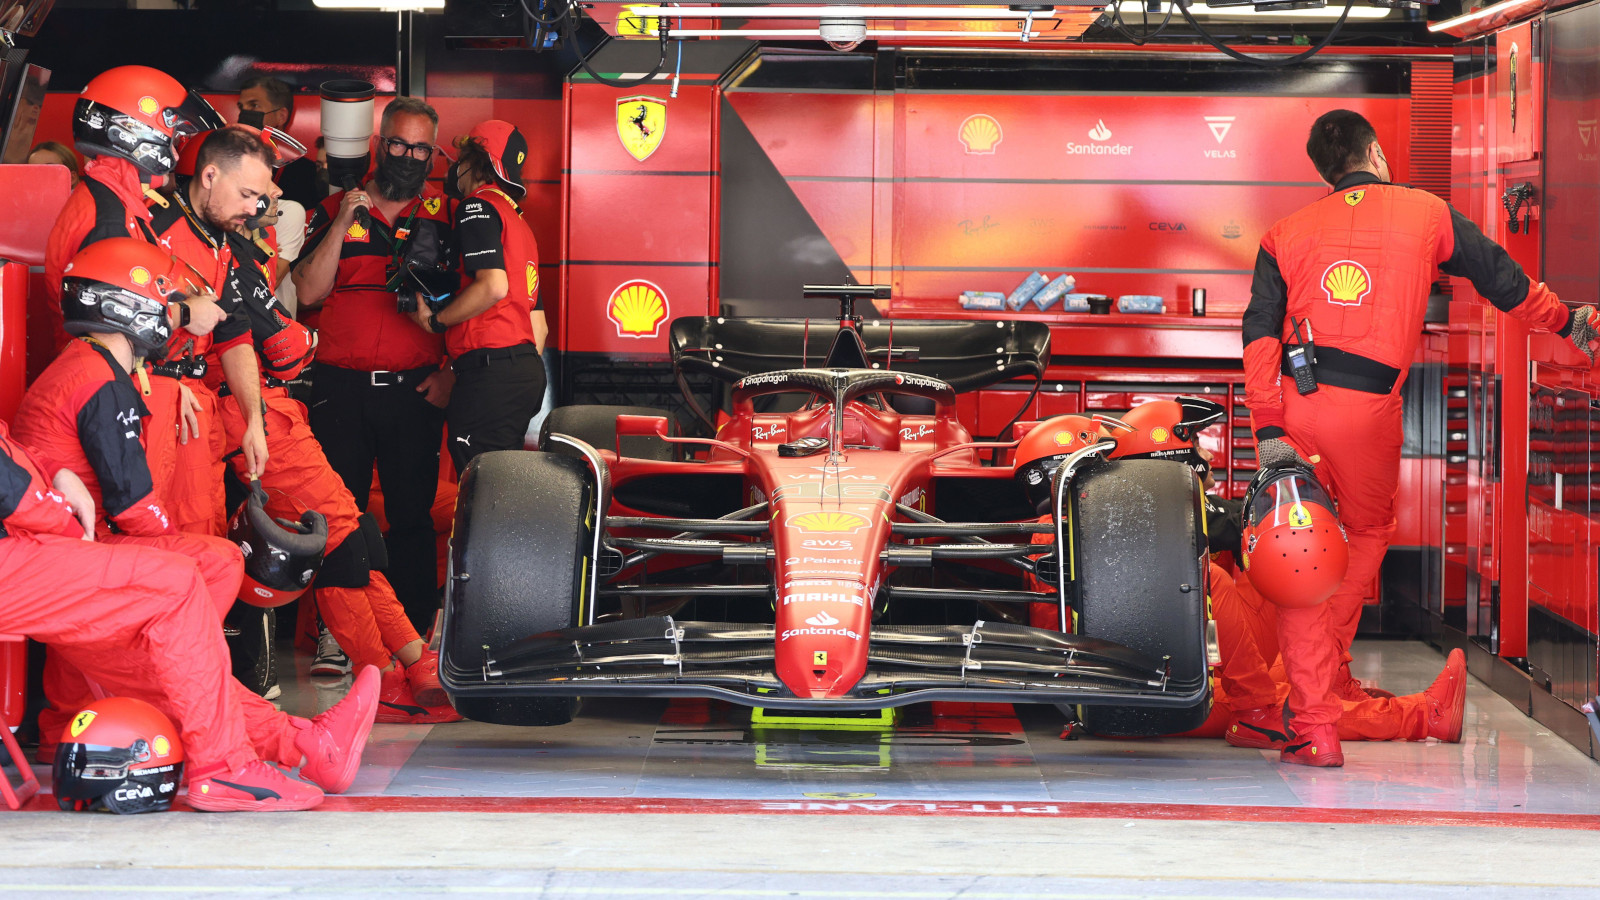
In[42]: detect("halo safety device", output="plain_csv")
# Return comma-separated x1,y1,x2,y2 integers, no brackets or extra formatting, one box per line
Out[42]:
53,696,185,815
1239,464,1349,609
228,482,329,609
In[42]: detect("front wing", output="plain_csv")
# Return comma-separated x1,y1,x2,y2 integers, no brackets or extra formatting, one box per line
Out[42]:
438,616,1209,711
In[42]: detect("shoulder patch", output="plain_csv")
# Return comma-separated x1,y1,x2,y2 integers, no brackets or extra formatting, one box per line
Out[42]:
1344,190,1365,207
424,198,441,215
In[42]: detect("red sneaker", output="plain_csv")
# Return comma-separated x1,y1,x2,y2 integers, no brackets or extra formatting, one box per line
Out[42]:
1424,649,1468,743
1225,705,1289,750
377,665,463,724
188,760,324,812
406,649,448,709
293,665,380,793
1280,723,1344,768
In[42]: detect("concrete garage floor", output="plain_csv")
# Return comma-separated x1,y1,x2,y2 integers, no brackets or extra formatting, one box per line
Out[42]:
3,640,1599,898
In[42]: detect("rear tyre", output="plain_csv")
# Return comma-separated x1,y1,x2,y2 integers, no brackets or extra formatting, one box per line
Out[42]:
1067,458,1211,737
541,404,676,461
441,450,591,726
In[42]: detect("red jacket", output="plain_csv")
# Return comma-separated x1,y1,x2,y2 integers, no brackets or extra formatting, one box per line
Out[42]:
447,186,540,358
11,340,174,537
148,183,253,364
0,422,85,541
1243,172,1574,440
42,157,160,354
300,189,450,371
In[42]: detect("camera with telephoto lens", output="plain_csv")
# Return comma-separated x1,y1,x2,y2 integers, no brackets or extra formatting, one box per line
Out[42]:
393,263,456,314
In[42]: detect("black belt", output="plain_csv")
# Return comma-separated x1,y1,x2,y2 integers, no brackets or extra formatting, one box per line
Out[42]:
1280,345,1400,395
451,343,539,373
317,363,439,387
218,375,291,398
149,357,208,380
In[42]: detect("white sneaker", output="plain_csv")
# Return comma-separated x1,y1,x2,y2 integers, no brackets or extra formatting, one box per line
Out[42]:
310,625,352,677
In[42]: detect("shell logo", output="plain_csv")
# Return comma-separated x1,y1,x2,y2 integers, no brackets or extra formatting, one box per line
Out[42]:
137,95,159,117
607,279,670,339
153,735,171,758
1344,190,1365,207
1321,260,1371,307
790,511,869,534
128,266,152,287
345,221,370,242
959,114,1003,155
1052,430,1075,447
1288,503,1313,529
1149,426,1170,444
526,262,539,298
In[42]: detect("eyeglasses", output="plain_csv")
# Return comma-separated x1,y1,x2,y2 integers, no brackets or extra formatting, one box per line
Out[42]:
381,136,435,160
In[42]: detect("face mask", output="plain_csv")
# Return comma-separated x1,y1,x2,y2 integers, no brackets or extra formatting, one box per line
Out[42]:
443,160,464,200
374,153,429,201
238,109,266,129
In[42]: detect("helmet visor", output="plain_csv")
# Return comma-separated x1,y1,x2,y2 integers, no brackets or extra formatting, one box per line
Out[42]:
1248,472,1336,530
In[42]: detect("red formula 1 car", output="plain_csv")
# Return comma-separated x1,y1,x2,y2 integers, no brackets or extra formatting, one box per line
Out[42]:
440,285,1220,736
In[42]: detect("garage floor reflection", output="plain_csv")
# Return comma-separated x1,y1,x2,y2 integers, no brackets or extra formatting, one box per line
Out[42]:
290,640,1600,813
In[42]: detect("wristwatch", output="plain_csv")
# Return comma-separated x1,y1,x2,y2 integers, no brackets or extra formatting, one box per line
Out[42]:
169,302,192,328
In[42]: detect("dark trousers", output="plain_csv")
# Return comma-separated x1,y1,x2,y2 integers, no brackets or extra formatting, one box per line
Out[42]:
447,345,546,473
309,364,445,630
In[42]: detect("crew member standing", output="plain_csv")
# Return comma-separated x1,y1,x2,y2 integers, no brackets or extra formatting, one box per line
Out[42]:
292,97,453,630
1242,109,1600,766
409,120,546,472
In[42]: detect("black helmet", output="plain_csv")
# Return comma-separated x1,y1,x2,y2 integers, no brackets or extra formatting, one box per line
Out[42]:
53,697,185,815
228,484,329,608
60,238,193,357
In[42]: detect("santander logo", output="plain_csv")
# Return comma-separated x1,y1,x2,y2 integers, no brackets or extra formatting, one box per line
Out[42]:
1088,120,1112,141
805,610,841,627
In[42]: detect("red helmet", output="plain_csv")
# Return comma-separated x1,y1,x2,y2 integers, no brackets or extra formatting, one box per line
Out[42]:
1014,415,1108,515
73,66,224,177
1239,465,1349,608
228,484,329,608
53,696,185,815
461,119,528,198
175,125,308,178
60,238,195,356
1109,396,1226,482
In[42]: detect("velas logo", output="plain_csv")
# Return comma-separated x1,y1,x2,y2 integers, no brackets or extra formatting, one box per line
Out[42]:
129,266,152,286
137,95,159,117
959,114,1003,155
1581,119,1597,146
1088,119,1112,141
617,96,667,162
71,709,97,738
1344,190,1365,207
526,262,539,298
1322,260,1371,307
789,511,869,534
1204,115,1235,143
607,279,669,339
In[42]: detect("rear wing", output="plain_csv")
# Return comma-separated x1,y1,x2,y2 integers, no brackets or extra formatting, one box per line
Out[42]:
670,317,1050,393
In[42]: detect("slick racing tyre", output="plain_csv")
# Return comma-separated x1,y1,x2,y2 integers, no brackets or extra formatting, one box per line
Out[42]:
1067,458,1212,737
441,450,592,726
541,404,676,461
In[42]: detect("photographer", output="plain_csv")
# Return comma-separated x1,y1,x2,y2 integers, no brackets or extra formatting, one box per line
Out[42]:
291,97,454,633
408,121,546,472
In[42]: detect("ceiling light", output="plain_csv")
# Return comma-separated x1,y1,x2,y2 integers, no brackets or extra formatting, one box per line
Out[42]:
1427,0,1543,36
1111,1,1393,16
313,0,445,10
625,4,1059,16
